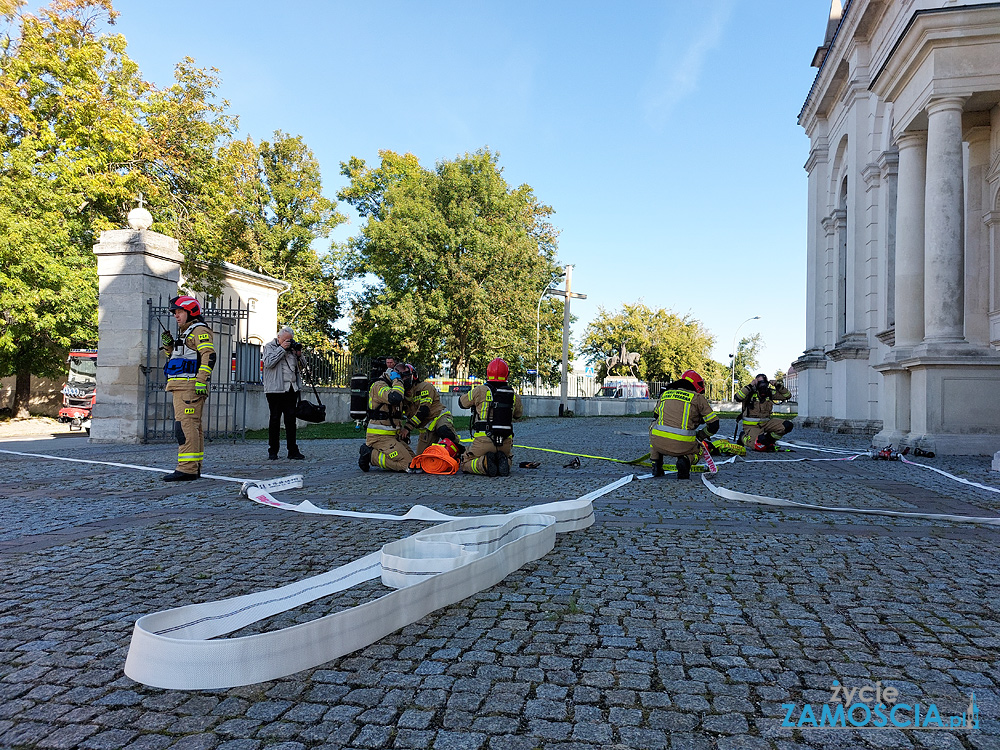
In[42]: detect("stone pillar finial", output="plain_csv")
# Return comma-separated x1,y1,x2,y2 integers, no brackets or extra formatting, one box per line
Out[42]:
127,193,153,231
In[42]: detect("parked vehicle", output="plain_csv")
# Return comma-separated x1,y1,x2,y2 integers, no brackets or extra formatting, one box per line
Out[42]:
594,377,650,399
427,378,480,393
58,350,97,433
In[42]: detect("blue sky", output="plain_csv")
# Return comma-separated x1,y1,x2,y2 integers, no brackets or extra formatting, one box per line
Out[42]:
105,0,829,378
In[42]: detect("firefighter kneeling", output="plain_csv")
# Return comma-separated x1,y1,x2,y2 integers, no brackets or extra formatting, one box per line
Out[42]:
403,364,465,458
735,373,794,452
459,358,523,477
649,369,720,480
358,363,423,474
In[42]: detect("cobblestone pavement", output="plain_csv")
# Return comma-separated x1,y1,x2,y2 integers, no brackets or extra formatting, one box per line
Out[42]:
2,417,1000,750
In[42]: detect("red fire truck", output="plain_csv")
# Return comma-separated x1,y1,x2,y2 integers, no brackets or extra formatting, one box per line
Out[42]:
58,350,97,432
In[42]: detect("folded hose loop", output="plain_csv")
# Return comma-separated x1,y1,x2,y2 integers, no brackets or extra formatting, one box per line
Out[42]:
124,475,631,690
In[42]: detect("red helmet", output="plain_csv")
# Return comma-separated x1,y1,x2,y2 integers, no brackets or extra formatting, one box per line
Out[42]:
169,295,201,317
440,438,460,457
681,369,705,394
486,358,509,382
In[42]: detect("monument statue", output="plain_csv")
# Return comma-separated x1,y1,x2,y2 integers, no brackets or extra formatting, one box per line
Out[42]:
605,343,640,377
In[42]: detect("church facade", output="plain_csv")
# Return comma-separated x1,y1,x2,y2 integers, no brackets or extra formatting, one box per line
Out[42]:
796,0,1000,454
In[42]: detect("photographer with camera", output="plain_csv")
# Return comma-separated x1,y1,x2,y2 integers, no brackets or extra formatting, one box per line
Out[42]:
262,326,306,460
735,372,794,452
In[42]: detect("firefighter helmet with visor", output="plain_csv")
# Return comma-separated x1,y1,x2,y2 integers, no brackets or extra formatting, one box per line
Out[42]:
681,369,706,394
168,295,201,318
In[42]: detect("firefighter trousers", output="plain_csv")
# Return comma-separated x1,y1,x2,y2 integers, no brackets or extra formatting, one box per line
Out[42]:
172,389,206,475
365,433,415,472
649,435,700,464
461,436,513,475
741,418,789,446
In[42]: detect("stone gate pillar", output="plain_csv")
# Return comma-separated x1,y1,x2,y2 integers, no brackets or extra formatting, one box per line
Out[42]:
90,206,181,443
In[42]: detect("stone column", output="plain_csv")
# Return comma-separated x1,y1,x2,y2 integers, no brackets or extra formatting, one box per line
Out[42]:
964,125,991,347
873,134,926,447
922,97,967,345
894,132,926,349
90,209,182,443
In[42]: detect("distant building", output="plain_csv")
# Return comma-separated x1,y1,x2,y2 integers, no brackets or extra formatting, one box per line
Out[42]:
784,364,798,402
796,0,1000,454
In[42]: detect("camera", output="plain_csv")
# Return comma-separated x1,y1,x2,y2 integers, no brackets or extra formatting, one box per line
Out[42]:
291,341,303,352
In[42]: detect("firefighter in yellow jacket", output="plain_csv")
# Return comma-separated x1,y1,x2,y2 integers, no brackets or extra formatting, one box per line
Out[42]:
358,363,421,473
649,369,720,480
458,358,523,477
735,373,794,451
160,295,215,481
402,365,465,458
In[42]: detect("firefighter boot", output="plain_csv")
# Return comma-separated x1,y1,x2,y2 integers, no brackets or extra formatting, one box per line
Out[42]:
754,434,777,453
163,470,200,482
676,456,691,480
651,457,664,477
358,444,372,472
484,451,500,477
496,451,510,477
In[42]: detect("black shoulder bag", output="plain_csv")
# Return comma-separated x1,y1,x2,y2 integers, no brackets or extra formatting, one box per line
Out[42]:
294,356,326,423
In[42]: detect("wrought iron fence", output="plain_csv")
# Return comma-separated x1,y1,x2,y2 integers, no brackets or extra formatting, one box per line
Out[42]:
648,381,728,402
518,377,729,403
144,295,256,443
300,351,371,388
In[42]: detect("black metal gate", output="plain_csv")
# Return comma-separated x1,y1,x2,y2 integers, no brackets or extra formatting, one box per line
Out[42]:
143,296,260,443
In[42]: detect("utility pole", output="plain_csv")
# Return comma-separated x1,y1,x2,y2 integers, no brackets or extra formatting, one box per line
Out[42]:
546,264,586,415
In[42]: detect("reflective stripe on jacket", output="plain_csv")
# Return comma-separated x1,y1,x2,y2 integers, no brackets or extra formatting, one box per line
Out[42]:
165,322,214,391
367,378,405,436
651,388,718,443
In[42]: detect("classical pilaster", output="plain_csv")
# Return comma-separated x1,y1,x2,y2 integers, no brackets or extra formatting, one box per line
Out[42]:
990,210,1000,346
877,148,899,336
894,132,926,350
965,126,992,347
922,97,967,347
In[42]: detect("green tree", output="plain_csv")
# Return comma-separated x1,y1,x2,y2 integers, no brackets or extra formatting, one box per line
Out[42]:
730,332,763,393
0,0,143,416
1,0,338,415
219,132,345,347
137,57,237,289
338,148,563,379
581,302,717,383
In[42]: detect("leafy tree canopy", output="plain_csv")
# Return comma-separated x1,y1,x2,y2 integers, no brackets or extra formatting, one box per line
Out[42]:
581,302,718,383
731,332,762,391
218,132,345,348
0,0,343,414
338,148,564,380
1,0,143,413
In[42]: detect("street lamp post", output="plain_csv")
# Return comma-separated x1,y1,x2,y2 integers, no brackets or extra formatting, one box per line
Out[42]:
730,316,761,401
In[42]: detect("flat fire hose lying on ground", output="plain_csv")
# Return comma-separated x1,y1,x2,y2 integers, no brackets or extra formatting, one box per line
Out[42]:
701,473,1000,526
701,439,1000,525
123,475,633,690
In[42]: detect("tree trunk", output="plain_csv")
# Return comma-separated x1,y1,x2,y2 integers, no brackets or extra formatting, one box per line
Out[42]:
13,368,31,419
